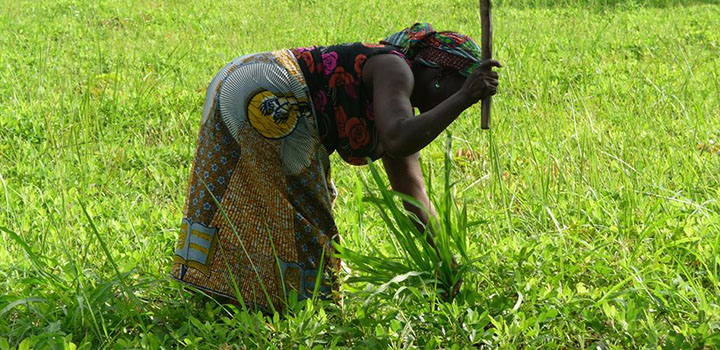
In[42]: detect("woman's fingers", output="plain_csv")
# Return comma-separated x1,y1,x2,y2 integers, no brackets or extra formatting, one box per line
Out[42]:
461,61,502,101
485,79,498,95
477,59,503,70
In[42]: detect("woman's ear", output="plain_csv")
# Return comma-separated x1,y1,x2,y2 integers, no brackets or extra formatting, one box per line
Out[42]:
438,68,458,83
433,68,444,84
439,69,466,93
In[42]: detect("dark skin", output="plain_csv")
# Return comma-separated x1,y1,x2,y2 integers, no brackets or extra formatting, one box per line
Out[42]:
360,53,501,229
361,53,501,292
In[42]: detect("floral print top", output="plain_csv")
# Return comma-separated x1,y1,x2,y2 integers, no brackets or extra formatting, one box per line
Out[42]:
292,43,409,165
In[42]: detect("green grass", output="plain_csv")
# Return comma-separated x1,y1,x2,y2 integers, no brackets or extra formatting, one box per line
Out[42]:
1,0,719,348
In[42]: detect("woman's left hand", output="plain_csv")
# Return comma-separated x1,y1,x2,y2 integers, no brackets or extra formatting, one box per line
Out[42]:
457,59,502,105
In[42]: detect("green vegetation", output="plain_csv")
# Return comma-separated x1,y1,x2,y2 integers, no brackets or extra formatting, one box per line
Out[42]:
1,0,719,348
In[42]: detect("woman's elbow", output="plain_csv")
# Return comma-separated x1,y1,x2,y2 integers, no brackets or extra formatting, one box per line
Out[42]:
382,139,415,159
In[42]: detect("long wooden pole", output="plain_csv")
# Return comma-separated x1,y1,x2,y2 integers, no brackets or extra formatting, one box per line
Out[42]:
480,0,492,130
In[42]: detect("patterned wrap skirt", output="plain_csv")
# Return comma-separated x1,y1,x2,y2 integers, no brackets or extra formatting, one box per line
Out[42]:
171,49,339,312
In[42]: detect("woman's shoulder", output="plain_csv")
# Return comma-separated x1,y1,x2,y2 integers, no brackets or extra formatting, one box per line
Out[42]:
336,43,411,78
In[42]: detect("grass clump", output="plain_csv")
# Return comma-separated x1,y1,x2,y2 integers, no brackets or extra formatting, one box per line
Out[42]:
338,135,485,304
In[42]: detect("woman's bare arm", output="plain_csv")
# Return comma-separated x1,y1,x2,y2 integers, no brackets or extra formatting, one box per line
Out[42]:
382,152,436,231
365,54,500,158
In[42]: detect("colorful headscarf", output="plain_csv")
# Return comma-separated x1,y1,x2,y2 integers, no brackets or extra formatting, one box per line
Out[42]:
380,23,482,77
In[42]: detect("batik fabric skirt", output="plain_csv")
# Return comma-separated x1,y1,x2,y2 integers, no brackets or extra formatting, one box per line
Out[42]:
170,49,339,312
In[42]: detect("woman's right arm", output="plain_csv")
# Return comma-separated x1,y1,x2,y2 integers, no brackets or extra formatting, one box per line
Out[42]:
367,55,500,158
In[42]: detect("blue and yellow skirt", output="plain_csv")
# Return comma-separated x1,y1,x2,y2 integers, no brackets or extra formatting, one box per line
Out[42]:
171,49,338,312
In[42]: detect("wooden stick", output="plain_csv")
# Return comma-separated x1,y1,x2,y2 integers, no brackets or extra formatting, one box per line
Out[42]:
480,0,492,130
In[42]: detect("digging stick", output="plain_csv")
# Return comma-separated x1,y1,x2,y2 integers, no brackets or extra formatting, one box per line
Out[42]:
480,0,492,129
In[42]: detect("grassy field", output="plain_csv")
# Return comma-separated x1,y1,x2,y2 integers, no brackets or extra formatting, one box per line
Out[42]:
1,0,719,348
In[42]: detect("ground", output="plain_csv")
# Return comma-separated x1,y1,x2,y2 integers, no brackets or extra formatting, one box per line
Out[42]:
1,0,719,348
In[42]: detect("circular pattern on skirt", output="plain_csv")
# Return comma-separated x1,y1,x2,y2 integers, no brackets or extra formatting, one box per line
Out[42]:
247,90,299,139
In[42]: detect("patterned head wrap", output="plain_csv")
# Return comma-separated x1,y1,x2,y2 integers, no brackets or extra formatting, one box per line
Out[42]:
380,23,482,77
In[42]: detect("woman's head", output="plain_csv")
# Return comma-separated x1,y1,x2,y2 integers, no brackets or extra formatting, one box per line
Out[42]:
381,23,483,112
